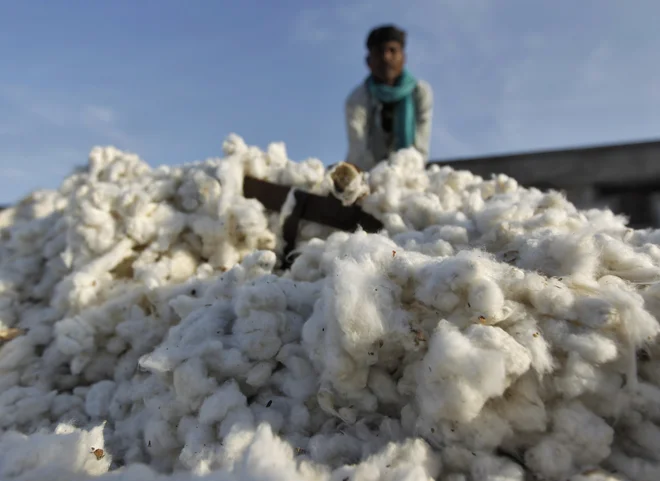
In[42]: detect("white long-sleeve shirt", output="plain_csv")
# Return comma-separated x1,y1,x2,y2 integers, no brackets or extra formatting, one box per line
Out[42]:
344,79,433,171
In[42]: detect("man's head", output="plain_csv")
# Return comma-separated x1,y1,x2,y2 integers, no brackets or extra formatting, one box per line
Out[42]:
366,25,406,85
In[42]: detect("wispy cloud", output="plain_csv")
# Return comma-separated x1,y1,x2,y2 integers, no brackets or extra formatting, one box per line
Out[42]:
0,85,134,148
81,104,133,146
0,86,138,204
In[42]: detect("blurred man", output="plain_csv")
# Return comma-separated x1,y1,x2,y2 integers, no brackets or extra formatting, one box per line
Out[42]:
344,24,433,170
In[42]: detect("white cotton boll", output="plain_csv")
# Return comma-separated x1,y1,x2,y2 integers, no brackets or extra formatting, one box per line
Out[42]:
287,403,311,434
467,324,532,386
0,387,57,429
445,475,468,481
602,284,660,347
425,224,470,246
307,432,364,466
169,294,205,322
368,367,403,407
494,375,546,433
139,304,230,374
172,357,218,408
199,379,247,425
204,346,253,380
210,240,244,272
0,372,20,392
223,133,248,156
233,277,287,317
386,249,429,288
378,418,405,442
143,418,181,462
298,222,337,246
400,193,445,230
266,141,289,171
322,258,406,361
503,316,552,375
391,358,418,399
621,421,660,463
608,448,660,481
563,331,618,365
0,422,111,480
417,321,509,424
573,296,619,330
321,343,370,397
85,380,117,418
524,437,575,480
178,424,219,474
467,277,505,321
278,157,326,191
569,471,626,481
246,361,275,387
278,310,306,345
0,295,18,328
552,401,614,467
414,238,455,257
469,454,525,481
554,352,609,400
548,234,601,281
226,198,270,245
0,336,36,372
105,335,128,354
272,347,317,400
241,250,277,278
252,403,286,435
233,310,283,361
218,406,256,440
596,233,660,283
82,350,120,382
426,408,511,454
51,271,110,314
337,407,358,425
51,392,84,420
342,438,441,481
234,424,316,481
523,273,576,318
414,255,484,313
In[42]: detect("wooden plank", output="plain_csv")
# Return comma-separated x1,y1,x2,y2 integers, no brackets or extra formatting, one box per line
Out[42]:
242,176,383,233
243,176,384,269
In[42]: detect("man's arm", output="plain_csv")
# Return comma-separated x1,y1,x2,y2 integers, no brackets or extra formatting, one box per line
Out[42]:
344,90,373,169
414,81,434,161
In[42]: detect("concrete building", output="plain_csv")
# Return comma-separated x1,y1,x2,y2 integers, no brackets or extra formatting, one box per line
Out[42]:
431,139,660,229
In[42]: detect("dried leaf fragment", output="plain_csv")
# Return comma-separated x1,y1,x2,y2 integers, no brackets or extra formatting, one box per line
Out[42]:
0,328,25,343
91,447,105,460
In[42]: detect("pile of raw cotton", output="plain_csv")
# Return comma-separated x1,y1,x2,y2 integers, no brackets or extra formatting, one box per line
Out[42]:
1,134,660,481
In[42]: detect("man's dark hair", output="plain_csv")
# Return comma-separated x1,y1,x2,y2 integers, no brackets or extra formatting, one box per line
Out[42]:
366,25,406,50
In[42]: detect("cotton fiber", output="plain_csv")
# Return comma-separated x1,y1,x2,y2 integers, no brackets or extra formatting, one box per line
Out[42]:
0,135,659,481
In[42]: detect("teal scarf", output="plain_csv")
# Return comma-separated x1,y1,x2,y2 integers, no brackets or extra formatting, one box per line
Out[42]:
367,69,418,150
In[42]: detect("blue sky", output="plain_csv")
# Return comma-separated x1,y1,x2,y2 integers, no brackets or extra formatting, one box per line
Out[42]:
1,0,659,204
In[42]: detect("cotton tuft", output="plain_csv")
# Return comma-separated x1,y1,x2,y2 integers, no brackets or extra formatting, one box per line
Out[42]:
0,134,659,480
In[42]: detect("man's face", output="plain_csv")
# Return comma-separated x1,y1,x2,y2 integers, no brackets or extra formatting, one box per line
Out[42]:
368,40,405,84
